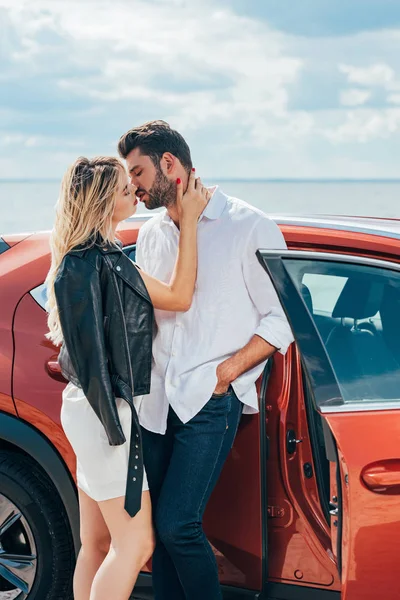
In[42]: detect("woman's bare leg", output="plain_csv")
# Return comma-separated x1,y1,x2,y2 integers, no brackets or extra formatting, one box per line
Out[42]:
89,491,155,600
74,489,111,600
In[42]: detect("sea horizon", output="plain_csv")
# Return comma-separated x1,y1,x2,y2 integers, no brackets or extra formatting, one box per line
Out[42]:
2,179,399,234
2,178,400,184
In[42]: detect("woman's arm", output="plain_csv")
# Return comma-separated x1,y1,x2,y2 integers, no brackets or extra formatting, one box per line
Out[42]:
139,171,208,312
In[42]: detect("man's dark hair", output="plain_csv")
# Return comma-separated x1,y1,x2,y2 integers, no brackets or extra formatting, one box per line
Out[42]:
118,120,193,172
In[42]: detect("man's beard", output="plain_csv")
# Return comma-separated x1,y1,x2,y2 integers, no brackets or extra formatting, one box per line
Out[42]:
145,166,176,210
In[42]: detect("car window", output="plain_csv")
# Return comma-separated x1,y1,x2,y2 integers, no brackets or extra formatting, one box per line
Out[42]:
123,244,136,262
0,238,10,255
302,273,348,316
30,283,48,309
285,259,400,410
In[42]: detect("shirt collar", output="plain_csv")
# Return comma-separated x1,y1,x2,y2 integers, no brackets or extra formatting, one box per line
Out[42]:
160,185,227,227
200,186,227,221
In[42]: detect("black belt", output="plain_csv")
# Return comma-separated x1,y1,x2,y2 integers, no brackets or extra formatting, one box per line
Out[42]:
124,403,144,517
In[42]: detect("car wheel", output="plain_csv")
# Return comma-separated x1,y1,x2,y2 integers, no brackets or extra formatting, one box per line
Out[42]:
0,450,75,600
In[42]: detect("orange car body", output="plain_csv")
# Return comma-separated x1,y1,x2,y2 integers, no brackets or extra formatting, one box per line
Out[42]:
1,214,399,600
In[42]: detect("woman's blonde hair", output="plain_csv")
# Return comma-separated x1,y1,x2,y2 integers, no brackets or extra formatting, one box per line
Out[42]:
45,156,123,346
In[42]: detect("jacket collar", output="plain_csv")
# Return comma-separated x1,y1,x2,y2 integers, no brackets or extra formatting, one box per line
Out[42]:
67,236,151,304
98,238,123,254
69,234,122,256
104,250,152,304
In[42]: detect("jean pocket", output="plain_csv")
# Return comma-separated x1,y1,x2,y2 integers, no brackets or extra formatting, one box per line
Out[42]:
211,386,233,399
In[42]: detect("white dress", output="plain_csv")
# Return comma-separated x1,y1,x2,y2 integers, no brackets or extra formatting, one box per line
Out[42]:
61,381,149,502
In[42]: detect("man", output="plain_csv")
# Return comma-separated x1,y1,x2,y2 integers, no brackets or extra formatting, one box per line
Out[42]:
118,121,293,600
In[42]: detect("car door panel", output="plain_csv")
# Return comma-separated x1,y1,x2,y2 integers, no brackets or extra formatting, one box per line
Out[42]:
266,348,339,589
258,249,400,600
325,411,400,599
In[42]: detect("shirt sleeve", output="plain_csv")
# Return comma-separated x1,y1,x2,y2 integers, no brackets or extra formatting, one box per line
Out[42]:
242,216,294,355
135,226,147,271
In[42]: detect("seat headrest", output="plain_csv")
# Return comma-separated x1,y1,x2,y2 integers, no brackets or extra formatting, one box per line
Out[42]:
332,278,384,320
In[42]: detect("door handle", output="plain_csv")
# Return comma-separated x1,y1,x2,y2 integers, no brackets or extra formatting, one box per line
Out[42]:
47,358,61,374
361,459,400,494
46,355,66,383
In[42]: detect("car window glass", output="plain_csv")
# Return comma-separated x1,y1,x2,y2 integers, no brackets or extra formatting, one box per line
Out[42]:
302,273,348,315
285,259,400,409
30,283,48,309
123,244,136,262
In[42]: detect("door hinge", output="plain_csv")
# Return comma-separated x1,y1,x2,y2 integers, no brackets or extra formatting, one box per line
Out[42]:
267,505,285,518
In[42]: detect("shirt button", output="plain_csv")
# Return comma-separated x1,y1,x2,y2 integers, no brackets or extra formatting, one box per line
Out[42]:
134,465,138,469
136,434,139,438
133,477,136,482
135,444,139,449
135,455,139,459
116,266,121,271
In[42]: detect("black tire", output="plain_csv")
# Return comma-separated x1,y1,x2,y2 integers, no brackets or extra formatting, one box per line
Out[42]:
0,450,75,600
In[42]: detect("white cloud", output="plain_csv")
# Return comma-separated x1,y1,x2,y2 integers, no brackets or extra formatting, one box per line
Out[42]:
387,93,400,104
340,88,371,106
0,131,85,149
329,60,400,142
2,0,307,146
339,62,396,87
3,1,400,178
323,108,400,143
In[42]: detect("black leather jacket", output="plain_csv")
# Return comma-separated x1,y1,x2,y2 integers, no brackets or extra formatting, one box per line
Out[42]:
55,238,154,517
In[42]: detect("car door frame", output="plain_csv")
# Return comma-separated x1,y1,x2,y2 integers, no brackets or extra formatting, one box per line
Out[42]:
257,247,400,599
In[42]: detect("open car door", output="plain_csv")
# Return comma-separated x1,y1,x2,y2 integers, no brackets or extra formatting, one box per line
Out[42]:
258,249,400,600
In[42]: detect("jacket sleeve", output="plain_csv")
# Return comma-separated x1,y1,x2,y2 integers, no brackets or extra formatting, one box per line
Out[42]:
55,254,126,446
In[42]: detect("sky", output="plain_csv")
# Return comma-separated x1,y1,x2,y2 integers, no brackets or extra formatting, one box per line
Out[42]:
2,0,400,179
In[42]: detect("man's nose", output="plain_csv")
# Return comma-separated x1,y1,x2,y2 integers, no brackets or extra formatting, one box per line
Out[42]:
130,174,139,186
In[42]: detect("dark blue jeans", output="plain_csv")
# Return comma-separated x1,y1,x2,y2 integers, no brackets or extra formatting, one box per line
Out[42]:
141,387,243,600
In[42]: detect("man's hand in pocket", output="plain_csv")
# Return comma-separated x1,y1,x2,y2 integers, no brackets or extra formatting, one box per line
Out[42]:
214,360,235,395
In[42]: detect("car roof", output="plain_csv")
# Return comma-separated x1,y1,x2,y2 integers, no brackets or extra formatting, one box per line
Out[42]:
128,213,400,241
270,214,400,241
3,213,400,260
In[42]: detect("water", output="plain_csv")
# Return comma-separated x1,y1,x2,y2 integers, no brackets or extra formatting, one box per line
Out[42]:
1,180,399,235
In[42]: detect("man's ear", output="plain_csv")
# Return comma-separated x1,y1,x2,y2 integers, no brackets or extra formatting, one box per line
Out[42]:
161,152,176,174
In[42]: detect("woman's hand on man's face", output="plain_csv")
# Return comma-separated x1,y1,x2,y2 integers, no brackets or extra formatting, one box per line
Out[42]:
176,168,209,222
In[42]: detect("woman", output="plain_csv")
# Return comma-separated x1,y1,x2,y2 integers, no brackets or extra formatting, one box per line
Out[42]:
45,156,207,600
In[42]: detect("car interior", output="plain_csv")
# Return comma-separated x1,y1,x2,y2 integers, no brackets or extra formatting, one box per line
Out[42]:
298,261,400,518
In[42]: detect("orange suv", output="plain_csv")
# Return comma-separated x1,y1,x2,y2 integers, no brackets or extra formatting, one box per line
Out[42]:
1,214,400,600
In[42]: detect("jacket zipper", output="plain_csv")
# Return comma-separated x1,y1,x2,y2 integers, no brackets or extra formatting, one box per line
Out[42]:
104,255,135,400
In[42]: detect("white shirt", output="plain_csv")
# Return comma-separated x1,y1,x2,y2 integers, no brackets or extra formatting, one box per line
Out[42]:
135,187,294,434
